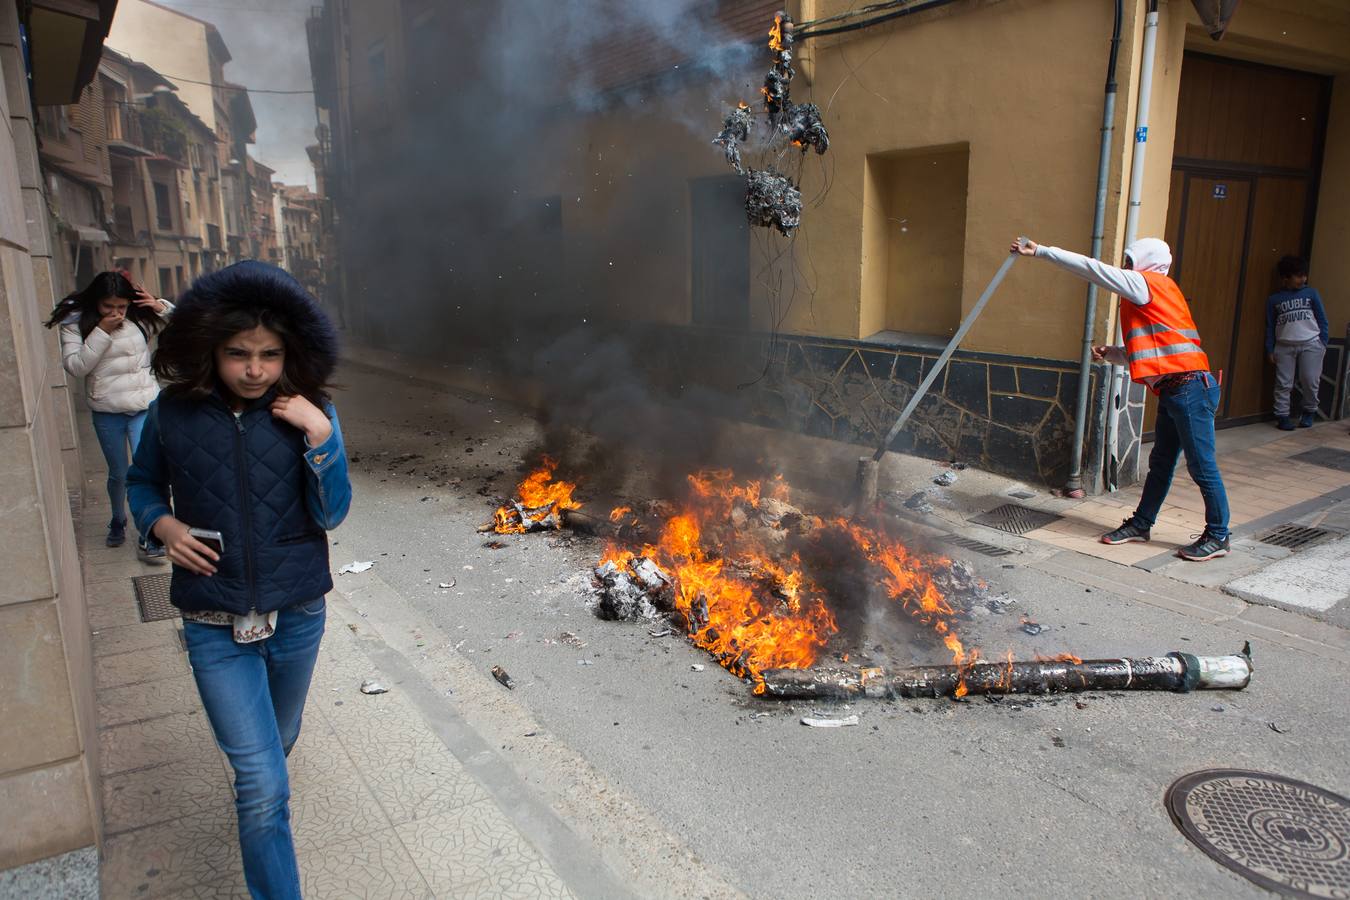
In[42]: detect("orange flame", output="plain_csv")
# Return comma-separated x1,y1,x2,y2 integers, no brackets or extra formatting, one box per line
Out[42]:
768,14,785,53
1034,652,1084,665
494,456,581,534
596,471,978,692
598,472,838,690
609,505,632,522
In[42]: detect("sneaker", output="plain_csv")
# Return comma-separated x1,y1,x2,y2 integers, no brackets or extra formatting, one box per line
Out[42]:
1276,416,1295,431
1101,518,1150,545
137,540,168,565
1299,412,1315,428
106,520,126,548
1177,532,1230,561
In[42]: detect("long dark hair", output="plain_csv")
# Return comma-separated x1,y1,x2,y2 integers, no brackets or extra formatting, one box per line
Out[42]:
44,270,164,339
153,262,336,406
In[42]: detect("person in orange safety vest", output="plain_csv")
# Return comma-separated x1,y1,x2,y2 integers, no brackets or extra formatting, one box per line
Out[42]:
1012,236,1231,561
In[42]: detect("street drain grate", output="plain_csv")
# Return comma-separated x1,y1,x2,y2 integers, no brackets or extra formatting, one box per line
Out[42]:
132,573,176,622
1166,769,1350,898
969,504,1062,535
943,535,1018,558
1290,446,1350,474
1258,524,1336,551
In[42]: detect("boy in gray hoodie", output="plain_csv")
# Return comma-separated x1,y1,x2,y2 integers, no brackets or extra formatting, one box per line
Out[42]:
1265,255,1329,430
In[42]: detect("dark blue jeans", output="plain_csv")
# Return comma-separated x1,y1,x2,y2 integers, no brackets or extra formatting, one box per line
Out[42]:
184,598,327,900
1132,372,1230,541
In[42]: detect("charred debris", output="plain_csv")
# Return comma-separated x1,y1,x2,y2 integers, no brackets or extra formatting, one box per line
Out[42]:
712,13,829,236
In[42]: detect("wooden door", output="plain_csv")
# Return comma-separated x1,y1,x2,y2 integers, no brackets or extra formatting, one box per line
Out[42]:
1170,175,1252,391
1155,53,1330,428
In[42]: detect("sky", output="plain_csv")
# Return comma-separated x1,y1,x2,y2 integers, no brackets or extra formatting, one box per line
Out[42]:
151,0,319,188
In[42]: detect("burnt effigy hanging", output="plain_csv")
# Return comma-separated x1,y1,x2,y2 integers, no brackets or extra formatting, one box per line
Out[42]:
712,13,829,236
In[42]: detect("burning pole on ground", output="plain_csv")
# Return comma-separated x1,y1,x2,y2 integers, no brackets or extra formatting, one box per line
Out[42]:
759,644,1254,700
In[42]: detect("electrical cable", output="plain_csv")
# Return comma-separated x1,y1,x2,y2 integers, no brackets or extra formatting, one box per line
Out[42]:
793,0,920,32
149,72,315,95
795,0,961,41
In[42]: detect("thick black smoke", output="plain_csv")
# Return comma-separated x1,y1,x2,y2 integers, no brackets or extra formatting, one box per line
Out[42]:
334,1,803,495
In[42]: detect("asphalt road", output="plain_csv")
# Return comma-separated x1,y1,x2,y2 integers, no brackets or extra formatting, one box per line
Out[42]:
326,359,1350,899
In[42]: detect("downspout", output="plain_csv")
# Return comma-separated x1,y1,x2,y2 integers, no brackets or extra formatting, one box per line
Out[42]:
1102,0,1160,492
1064,0,1123,499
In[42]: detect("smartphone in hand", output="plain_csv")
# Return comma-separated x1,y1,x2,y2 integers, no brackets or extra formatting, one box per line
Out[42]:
187,528,224,556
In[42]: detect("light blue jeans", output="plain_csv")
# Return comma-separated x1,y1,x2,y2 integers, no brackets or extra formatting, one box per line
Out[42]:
183,598,327,900
90,410,148,531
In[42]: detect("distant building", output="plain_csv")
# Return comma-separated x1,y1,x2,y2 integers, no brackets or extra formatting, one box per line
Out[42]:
248,156,277,263
107,0,259,268
276,183,324,296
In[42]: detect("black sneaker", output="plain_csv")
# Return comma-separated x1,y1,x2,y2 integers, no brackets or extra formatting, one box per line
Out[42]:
1177,532,1230,561
106,520,126,548
1101,518,1150,545
1299,412,1315,428
1276,416,1295,431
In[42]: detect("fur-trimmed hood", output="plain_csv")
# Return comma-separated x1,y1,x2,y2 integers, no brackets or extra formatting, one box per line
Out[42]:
176,261,338,382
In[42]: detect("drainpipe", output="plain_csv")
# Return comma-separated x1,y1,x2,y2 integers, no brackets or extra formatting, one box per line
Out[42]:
1064,0,1123,499
1102,0,1160,492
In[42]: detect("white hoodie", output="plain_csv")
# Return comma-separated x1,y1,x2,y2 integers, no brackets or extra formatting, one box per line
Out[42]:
60,303,172,414
1034,238,1174,307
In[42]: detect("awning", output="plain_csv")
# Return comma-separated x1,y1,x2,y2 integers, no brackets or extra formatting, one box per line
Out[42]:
27,2,119,106
74,226,110,243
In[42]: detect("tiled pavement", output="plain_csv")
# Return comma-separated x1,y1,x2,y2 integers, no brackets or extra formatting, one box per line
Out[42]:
1022,420,1350,567
79,443,575,898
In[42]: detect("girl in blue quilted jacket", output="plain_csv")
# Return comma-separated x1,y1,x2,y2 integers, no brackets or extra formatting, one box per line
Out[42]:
128,261,351,900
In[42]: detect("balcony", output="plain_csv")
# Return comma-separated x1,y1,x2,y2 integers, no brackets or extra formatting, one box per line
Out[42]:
139,107,190,165
107,106,152,158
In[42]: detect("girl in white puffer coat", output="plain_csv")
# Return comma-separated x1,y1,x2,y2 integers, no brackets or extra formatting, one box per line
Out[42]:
45,271,173,557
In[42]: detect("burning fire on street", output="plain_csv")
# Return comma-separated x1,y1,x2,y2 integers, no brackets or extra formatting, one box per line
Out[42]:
486,458,1254,701
592,469,982,695
491,456,582,534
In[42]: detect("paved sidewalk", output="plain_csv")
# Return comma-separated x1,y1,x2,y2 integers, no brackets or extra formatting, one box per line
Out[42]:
80,422,576,898
1023,421,1350,567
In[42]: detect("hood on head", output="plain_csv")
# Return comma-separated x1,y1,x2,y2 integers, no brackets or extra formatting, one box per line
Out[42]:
177,260,339,383
1124,238,1172,275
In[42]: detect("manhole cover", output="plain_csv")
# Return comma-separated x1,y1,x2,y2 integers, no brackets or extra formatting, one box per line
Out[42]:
944,534,1018,558
1290,447,1350,474
969,503,1062,535
1258,524,1336,551
132,573,176,622
1166,769,1350,897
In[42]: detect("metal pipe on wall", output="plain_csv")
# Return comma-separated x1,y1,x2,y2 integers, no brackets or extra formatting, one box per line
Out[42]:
1064,0,1124,498
1101,1,1160,492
